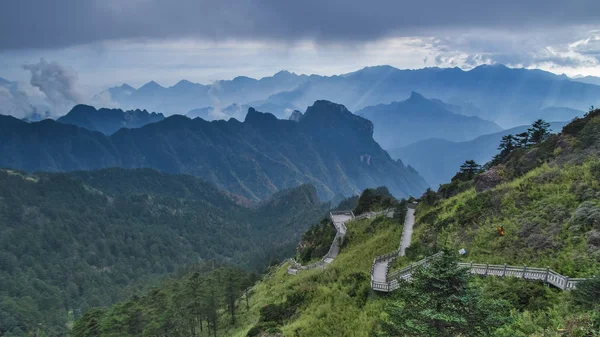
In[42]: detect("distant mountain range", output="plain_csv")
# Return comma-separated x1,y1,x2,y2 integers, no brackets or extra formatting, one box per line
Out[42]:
57,104,165,134
0,100,428,200
108,70,310,115
389,121,567,187
258,64,599,127
105,65,600,128
356,92,502,148
571,75,600,87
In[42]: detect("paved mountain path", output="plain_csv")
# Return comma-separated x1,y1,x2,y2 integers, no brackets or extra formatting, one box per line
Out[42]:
398,208,415,255
288,210,390,275
371,205,416,285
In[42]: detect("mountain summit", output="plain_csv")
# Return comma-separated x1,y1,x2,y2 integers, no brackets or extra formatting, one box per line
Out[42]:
357,92,502,148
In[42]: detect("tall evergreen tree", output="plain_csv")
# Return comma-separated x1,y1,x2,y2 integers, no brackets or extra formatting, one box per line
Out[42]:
527,119,551,144
379,251,507,337
452,160,481,182
515,131,530,148
492,134,518,164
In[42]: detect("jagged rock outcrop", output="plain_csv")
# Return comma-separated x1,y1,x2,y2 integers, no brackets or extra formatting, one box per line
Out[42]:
475,165,505,192
289,110,304,122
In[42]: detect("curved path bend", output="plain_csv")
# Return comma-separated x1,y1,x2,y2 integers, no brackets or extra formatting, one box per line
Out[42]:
371,205,416,286
287,211,353,274
288,209,392,275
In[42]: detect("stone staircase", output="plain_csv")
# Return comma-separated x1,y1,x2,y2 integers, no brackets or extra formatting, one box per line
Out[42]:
288,209,393,275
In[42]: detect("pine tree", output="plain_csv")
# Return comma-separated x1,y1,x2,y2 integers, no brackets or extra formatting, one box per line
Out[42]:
492,134,518,164
515,131,530,148
498,134,517,154
225,269,240,325
527,119,551,144
380,251,507,337
453,160,481,181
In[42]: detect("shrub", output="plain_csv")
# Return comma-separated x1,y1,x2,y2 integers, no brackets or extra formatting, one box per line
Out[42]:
568,202,600,232
259,303,289,324
578,117,600,148
572,275,600,310
246,321,281,337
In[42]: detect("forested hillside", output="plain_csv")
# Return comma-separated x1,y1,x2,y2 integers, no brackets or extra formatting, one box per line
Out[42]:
0,168,327,337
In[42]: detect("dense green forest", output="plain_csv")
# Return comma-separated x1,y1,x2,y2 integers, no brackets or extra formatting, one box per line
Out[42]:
0,169,327,337
74,108,600,337
71,265,257,337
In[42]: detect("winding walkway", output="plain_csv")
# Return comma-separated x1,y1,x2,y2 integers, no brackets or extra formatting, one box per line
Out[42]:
288,209,392,275
371,204,417,286
370,204,589,292
287,211,353,274
373,252,587,292
289,204,588,290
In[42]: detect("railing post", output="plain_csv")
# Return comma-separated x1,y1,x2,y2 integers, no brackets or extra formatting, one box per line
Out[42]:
523,266,527,279
485,264,489,276
563,276,569,290
545,267,549,283
503,264,507,277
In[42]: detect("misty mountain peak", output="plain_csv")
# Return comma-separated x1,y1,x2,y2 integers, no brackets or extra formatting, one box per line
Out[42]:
173,79,196,88
302,100,374,138
119,83,135,91
305,100,351,115
406,91,428,102
139,80,163,91
273,70,296,78
289,110,304,122
345,65,398,78
244,107,278,124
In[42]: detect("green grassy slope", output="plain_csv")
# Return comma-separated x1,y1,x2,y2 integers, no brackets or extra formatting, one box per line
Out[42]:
408,160,600,278
222,216,403,337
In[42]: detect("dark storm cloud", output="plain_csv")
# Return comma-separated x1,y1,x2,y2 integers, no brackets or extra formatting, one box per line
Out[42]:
0,0,598,50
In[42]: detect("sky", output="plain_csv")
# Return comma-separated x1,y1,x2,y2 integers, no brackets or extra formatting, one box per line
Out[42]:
1,0,600,117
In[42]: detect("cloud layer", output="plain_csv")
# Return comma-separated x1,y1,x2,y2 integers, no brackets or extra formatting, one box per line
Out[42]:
1,0,599,50
23,58,83,108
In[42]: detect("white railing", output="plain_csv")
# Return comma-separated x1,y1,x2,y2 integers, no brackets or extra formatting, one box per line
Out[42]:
370,205,411,285
353,208,393,221
372,253,588,292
